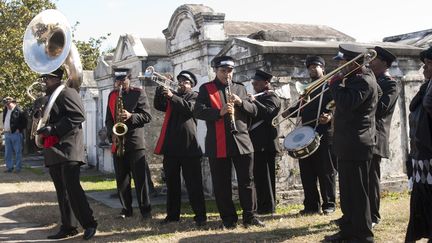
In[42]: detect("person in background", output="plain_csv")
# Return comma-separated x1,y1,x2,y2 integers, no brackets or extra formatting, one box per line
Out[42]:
405,46,432,242
248,70,281,215
154,70,207,226
2,96,27,173
368,46,399,228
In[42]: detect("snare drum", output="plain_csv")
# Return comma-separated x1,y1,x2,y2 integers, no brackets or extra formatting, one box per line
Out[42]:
283,126,320,159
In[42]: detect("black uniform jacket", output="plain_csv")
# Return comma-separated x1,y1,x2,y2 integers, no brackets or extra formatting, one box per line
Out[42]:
249,91,281,153
288,83,333,137
106,86,152,152
2,105,27,133
373,72,399,158
193,78,257,158
409,80,432,159
153,87,202,157
329,69,378,161
43,86,86,166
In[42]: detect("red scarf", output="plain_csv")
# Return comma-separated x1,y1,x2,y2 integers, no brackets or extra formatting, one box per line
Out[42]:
206,83,227,158
154,101,172,154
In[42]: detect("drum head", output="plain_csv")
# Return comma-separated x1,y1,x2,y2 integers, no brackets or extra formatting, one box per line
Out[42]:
284,126,316,150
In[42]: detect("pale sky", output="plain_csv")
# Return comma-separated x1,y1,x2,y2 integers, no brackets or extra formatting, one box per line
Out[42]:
55,0,431,51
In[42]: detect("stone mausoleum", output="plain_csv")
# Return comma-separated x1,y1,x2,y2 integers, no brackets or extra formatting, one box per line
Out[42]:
91,4,427,203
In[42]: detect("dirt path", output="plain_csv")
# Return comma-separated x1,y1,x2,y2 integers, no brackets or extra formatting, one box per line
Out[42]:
0,162,417,243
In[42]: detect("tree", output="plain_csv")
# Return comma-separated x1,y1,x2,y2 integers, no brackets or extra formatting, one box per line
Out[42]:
0,0,55,108
0,0,108,108
73,22,111,70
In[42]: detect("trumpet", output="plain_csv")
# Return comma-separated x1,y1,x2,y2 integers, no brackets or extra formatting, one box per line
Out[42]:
138,66,178,91
272,49,377,127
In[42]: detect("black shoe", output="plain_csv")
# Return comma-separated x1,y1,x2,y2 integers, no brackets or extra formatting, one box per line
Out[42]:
331,217,345,226
119,209,133,219
47,228,79,239
221,221,237,230
324,231,351,242
83,227,96,240
323,207,336,215
243,217,265,228
257,209,275,215
299,209,321,215
3,169,13,173
160,217,179,225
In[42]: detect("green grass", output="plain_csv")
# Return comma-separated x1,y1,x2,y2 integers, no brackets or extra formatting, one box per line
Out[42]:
24,166,45,175
80,174,118,192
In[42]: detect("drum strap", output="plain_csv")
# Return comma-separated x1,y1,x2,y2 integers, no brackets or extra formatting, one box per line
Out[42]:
249,120,264,131
314,85,326,130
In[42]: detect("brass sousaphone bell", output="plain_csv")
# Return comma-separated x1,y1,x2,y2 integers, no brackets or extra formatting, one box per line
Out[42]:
23,9,83,148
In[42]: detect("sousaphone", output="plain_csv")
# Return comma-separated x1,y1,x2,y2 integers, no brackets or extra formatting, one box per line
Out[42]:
23,9,83,148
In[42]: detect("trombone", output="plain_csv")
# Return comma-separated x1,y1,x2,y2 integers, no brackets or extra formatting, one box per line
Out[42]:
272,49,377,127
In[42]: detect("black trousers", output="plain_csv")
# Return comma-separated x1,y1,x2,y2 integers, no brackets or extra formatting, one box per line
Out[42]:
253,151,276,213
338,159,373,242
113,149,151,215
369,154,382,224
209,153,257,224
163,156,206,221
299,139,336,212
49,162,97,230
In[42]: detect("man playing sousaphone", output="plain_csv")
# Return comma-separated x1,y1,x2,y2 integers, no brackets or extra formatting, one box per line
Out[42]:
281,56,337,216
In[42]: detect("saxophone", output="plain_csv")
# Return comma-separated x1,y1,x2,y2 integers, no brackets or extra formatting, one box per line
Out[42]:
112,85,128,157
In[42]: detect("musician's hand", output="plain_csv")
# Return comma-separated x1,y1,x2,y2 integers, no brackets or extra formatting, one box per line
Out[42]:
36,125,54,136
319,112,332,124
230,94,242,105
162,87,173,98
121,109,132,121
248,94,256,102
219,104,229,116
112,134,118,144
226,103,235,114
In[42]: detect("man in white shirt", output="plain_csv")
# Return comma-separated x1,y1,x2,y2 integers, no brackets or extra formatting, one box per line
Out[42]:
2,97,27,173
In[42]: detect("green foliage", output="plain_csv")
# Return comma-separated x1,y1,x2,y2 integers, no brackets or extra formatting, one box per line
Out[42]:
0,0,55,108
0,0,109,108
80,174,117,192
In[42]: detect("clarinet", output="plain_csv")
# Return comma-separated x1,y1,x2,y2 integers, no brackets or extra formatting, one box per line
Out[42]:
225,79,239,134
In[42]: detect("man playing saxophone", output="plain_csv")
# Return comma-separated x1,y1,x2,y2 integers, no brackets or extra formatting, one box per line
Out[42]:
105,68,153,220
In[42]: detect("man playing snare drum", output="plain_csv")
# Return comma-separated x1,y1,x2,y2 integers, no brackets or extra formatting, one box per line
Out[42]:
282,55,337,215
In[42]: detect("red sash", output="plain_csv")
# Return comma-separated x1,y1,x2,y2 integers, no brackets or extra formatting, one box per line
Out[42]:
108,91,119,153
154,101,172,154
206,83,227,158
43,135,59,148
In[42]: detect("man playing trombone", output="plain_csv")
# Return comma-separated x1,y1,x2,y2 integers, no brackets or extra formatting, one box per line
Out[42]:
194,56,264,229
248,70,281,215
281,56,337,215
324,44,378,243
